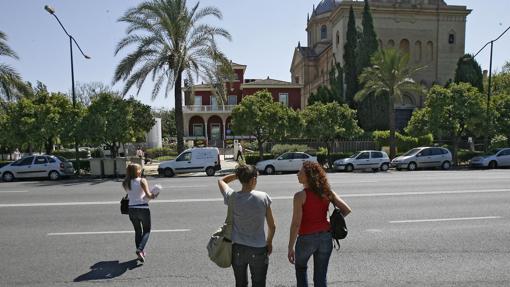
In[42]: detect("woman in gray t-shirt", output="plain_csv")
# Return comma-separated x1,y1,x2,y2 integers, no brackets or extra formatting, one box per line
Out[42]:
218,164,276,287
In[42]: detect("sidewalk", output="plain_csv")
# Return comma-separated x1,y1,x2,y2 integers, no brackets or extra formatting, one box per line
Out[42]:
143,155,239,177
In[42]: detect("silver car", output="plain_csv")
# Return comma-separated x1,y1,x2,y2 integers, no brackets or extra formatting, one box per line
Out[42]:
255,152,318,175
469,148,510,169
334,150,390,172
0,155,75,182
391,147,452,171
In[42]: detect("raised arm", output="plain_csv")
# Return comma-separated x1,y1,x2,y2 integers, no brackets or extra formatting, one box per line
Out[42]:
329,191,351,217
217,174,237,198
265,206,276,255
288,191,305,264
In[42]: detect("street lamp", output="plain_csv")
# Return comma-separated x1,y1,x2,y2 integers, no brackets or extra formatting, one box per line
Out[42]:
470,25,510,151
44,5,90,174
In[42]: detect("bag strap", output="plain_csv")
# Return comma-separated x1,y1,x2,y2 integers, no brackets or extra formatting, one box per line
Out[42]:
224,192,235,240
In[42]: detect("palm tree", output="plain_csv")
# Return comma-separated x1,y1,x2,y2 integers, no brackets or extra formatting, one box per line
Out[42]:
355,48,424,159
0,30,26,101
114,0,231,152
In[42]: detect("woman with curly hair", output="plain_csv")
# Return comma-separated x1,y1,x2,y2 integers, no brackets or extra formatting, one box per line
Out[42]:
288,161,351,287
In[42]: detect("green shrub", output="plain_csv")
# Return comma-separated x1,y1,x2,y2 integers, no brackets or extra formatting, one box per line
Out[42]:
145,147,177,159
52,150,90,160
243,141,259,152
490,134,508,149
457,149,483,163
270,144,309,155
194,139,206,147
372,130,434,153
244,153,274,165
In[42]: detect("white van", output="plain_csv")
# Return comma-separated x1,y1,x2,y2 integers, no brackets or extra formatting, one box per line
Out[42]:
157,147,221,177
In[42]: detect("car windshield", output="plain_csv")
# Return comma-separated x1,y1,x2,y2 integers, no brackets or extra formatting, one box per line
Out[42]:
56,156,69,162
403,148,421,156
349,152,360,158
482,149,501,156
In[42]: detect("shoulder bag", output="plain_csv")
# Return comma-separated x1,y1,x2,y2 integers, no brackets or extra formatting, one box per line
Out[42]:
207,193,234,268
329,202,348,250
120,195,129,215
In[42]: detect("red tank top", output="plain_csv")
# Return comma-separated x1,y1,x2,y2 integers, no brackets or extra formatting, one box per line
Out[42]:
299,188,331,235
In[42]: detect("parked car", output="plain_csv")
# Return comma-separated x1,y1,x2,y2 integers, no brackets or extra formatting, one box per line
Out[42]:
158,147,221,177
334,150,390,172
469,148,510,169
255,152,318,175
391,147,452,171
0,155,75,182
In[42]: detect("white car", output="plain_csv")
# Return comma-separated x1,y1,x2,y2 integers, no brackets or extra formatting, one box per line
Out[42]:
334,150,390,172
0,155,75,182
469,148,510,169
256,152,318,175
158,147,221,177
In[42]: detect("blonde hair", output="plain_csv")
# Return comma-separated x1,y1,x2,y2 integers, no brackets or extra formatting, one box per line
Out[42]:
122,163,142,190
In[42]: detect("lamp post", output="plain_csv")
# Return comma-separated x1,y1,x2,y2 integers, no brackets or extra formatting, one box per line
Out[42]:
44,5,90,174
471,25,510,151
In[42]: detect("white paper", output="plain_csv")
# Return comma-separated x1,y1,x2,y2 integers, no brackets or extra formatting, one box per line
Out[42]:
150,184,162,196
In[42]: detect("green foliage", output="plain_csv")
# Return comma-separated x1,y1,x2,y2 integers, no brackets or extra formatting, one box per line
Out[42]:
52,150,90,159
454,54,483,92
144,147,177,159
492,81,510,143
343,6,358,108
308,62,344,105
153,109,177,137
244,153,274,165
0,30,30,101
270,144,309,156
372,130,433,153
231,90,302,159
357,0,379,73
490,134,508,149
457,149,483,164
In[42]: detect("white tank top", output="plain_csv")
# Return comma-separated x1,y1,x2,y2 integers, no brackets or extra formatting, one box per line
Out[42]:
127,178,149,209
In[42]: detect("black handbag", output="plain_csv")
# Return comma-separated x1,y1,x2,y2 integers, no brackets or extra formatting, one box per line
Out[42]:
120,195,129,215
330,207,347,250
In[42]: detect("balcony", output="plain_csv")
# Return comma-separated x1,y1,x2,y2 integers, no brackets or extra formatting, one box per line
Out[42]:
183,105,237,113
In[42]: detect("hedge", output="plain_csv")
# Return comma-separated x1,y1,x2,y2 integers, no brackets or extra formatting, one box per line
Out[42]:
270,144,309,155
244,154,275,165
144,147,178,159
372,130,433,153
457,149,483,164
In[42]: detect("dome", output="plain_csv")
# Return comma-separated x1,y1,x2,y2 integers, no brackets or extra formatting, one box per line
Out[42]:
314,0,341,15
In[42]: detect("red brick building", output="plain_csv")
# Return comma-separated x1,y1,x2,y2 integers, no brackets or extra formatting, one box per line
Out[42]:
183,63,303,147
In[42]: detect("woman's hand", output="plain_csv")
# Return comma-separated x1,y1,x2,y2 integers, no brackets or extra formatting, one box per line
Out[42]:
288,248,295,264
266,241,273,255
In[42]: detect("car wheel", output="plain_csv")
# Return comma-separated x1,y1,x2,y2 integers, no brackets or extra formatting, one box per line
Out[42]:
380,163,389,172
164,168,175,177
205,166,216,176
345,164,354,172
441,161,451,170
49,171,60,181
264,165,275,175
407,162,417,171
488,161,498,169
2,172,14,182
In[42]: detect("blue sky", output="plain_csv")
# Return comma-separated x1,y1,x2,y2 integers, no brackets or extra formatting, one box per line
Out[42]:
1,0,509,109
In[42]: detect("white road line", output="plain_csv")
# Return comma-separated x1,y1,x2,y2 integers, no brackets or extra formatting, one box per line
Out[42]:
390,216,502,224
1,188,509,208
0,190,28,193
47,229,190,236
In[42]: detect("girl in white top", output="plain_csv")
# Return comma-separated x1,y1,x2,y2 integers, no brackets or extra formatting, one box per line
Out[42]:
122,163,157,263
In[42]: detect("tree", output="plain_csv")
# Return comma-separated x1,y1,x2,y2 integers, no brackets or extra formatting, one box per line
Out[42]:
343,6,358,107
153,108,177,138
0,30,28,101
454,54,483,92
308,62,344,105
81,92,155,157
114,0,231,153
491,93,510,145
231,90,301,160
75,82,111,106
356,48,424,159
302,102,363,167
357,0,378,71
405,83,486,165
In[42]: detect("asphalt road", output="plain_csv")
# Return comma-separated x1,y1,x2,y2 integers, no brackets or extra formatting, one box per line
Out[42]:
1,169,509,286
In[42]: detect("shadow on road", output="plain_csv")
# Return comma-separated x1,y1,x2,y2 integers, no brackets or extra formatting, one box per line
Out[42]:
74,259,140,282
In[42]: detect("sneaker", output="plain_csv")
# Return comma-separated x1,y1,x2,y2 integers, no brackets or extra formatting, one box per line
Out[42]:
136,250,145,263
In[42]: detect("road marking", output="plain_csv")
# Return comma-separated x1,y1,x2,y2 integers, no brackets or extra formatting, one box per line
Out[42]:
0,190,28,193
47,229,190,236
1,188,509,208
390,216,502,224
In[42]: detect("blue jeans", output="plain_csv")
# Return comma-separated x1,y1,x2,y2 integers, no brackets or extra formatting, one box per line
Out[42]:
232,243,269,287
295,232,333,287
128,208,151,252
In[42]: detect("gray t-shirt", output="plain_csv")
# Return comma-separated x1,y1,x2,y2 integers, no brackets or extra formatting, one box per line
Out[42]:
224,187,272,248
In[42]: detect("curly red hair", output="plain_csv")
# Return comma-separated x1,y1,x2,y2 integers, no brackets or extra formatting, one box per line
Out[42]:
302,161,331,198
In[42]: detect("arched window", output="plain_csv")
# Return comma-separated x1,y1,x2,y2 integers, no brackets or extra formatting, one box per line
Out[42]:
448,29,456,44
336,31,340,47
321,25,327,40
387,39,395,48
414,41,422,63
426,41,434,62
399,39,410,55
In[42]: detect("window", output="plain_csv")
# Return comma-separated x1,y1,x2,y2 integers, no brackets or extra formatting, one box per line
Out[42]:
14,157,34,166
336,31,340,47
294,76,300,84
448,33,455,44
48,157,56,163
193,124,204,136
279,93,289,106
356,152,370,159
211,96,218,110
35,156,48,164
279,153,293,160
176,152,192,162
371,152,383,159
294,153,309,159
320,25,327,40
228,95,237,105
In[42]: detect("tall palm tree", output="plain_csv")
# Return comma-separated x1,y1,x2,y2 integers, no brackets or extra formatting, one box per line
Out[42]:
355,48,424,159
114,0,231,152
0,30,26,101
